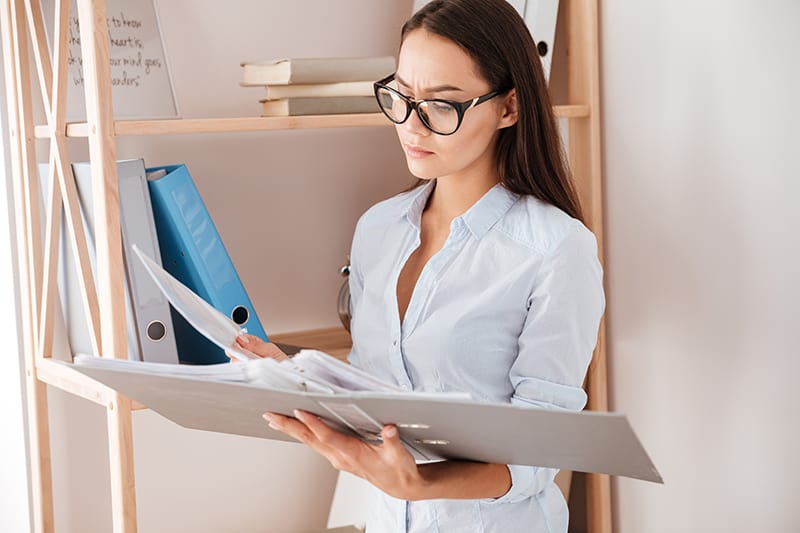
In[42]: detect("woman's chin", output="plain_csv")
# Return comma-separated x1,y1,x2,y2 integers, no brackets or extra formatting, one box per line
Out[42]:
406,159,440,180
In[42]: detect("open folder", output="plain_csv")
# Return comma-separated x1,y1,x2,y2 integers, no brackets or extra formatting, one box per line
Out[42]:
72,248,663,483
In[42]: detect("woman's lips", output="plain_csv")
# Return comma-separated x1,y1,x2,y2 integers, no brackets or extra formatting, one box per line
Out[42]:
404,144,434,159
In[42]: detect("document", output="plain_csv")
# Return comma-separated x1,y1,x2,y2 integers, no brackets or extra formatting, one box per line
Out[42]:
131,244,255,361
70,353,662,482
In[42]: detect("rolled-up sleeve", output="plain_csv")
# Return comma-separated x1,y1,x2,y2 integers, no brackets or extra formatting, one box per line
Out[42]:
488,225,605,504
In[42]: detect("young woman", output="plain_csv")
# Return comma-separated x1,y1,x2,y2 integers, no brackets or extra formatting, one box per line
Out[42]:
236,0,605,530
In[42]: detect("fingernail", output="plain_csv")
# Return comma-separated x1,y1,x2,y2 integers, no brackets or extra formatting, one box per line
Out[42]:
239,334,250,344
293,409,303,419
263,413,275,423
384,425,397,438
268,422,280,430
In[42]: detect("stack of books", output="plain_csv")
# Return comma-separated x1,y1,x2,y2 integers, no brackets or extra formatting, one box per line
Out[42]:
240,56,395,117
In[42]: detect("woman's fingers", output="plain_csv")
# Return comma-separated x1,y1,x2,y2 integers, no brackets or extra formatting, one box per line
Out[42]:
379,425,405,457
294,410,351,448
237,335,288,361
263,412,315,444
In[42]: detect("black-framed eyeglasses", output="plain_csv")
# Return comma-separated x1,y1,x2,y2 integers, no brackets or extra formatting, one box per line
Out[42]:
373,73,506,136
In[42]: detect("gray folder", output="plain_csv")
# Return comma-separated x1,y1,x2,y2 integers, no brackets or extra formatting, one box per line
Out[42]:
69,361,662,483
71,160,179,363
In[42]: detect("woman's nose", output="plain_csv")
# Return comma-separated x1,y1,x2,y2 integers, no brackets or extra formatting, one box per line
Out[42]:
402,105,431,137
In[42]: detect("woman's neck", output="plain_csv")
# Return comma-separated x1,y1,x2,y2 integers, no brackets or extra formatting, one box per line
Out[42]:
424,169,499,226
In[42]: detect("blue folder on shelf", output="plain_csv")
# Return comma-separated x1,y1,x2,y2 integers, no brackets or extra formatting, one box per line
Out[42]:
146,164,268,364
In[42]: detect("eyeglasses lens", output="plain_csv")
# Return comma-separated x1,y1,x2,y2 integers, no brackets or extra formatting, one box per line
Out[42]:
375,86,459,135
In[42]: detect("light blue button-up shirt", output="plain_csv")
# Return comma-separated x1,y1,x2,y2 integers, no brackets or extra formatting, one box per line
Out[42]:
347,180,605,533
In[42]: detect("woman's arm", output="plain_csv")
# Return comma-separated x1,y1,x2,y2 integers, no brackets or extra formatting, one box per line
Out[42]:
415,460,511,500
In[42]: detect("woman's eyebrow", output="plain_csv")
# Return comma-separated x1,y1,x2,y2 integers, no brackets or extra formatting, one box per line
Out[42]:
395,74,464,93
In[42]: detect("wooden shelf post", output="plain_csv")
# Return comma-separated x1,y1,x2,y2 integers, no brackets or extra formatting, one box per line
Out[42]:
74,0,138,531
0,0,53,530
565,1,612,533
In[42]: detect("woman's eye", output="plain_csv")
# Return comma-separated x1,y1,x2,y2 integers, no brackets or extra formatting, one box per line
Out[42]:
430,102,455,113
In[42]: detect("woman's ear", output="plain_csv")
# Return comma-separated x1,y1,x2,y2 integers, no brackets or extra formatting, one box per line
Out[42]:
497,88,518,129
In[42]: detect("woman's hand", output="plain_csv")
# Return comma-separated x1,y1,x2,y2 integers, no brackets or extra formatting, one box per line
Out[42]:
263,409,428,501
227,334,288,362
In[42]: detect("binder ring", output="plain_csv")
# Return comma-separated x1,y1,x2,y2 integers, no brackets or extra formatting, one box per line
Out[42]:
231,305,250,326
146,320,166,342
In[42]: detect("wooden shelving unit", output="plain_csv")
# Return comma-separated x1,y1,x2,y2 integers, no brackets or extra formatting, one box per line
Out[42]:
31,105,589,138
1,1,609,532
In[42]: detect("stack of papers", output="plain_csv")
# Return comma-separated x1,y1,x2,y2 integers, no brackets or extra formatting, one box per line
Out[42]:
74,350,469,398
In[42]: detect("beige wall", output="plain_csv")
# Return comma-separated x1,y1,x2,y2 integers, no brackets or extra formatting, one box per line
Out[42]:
0,44,32,532
600,1,800,532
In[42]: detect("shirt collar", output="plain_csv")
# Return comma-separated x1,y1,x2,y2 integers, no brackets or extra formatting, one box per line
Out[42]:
404,180,436,229
460,183,519,239
403,180,519,239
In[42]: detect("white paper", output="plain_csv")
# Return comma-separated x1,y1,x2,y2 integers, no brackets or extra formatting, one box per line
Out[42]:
131,245,255,361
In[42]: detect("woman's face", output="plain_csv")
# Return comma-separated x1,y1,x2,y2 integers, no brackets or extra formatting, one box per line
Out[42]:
394,29,515,183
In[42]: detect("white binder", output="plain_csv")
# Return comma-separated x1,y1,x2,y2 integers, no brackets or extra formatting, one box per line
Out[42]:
40,160,179,363
70,160,179,363
523,0,560,83
412,1,560,82
70,355,663,483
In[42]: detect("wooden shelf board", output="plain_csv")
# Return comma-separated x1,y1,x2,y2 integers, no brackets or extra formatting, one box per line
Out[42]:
36,357,108,406
33,105,589,138
270,326,352,362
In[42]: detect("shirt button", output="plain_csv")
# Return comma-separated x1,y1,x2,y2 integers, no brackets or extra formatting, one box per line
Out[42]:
392,340,398,347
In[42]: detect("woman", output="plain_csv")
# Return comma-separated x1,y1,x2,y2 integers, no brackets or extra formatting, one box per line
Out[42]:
237,0,604,530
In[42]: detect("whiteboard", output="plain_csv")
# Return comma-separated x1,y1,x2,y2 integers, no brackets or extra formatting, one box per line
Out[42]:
43,0,179,121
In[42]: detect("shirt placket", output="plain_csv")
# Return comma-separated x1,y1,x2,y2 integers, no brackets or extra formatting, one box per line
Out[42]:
394,220,467,390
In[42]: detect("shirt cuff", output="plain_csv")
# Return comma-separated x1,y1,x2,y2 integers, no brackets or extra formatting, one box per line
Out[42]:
484,464,557,505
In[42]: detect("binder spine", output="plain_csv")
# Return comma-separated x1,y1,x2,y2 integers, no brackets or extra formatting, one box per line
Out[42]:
147,164,268,364
116,161,179,364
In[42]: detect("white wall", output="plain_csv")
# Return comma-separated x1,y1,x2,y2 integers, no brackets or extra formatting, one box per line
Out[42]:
0,44,33,533
3,1,414,532
600,1,800,532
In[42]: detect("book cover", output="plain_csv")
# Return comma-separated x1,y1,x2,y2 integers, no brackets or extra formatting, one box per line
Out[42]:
241,56,395,86
259,96,379,117
259,81,375,100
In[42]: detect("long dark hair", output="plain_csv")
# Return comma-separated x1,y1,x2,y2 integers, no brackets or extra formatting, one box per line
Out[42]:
402,0,583,222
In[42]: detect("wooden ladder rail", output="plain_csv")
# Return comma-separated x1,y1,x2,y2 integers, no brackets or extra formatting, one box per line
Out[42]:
0,0,51,530
565,2,612,533
73,0,138,531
